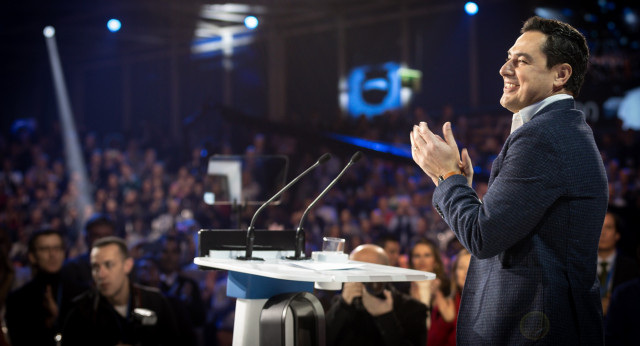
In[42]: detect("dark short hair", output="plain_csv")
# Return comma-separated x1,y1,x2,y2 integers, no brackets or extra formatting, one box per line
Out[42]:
375,233,400,248
92,236,129,259
521,16,589,96
84,213,116,234
159,234,181,247
606,211,623,234
28,229,64,254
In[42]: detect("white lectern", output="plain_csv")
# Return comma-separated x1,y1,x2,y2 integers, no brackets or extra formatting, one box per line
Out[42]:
195,242,434,346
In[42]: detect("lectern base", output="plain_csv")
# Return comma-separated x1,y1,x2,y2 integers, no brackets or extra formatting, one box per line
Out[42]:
233,298,268,346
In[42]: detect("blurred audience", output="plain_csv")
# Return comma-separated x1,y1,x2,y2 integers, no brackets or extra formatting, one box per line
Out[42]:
1,105,638,344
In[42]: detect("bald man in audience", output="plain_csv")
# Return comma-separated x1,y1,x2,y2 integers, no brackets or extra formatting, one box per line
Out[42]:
325,244,428,346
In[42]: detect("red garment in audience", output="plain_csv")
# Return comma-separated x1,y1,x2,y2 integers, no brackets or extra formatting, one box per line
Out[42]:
427,292,461,346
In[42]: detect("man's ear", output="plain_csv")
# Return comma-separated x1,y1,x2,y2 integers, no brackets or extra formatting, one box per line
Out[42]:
553,63,572,92
124,257,134,274
28,252,36,266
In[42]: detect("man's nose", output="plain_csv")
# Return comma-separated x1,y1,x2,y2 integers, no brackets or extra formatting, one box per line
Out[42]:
96,266,107,278
499,60,512,76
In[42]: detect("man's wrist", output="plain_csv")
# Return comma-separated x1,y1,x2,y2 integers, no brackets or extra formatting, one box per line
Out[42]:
437,171,462,185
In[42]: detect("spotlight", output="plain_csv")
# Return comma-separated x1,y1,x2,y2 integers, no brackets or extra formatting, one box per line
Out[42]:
107,19,121,33
244,15,258,29
624,8,638,27
43,26,55,38
465,2,478,16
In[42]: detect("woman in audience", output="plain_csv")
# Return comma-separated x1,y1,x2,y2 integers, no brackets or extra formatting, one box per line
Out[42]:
428,248,471,346
408,238,449,329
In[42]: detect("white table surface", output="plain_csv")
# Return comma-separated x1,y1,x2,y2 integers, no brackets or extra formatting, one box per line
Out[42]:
194,256,435,283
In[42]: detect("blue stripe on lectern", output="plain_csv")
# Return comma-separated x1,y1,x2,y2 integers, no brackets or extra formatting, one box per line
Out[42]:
227,271,314,299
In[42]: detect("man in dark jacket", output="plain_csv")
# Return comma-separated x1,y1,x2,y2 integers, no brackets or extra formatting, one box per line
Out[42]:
61,213,116,289
6,229,85,346
411,16,608,345
326,244,427,346
62,236,179,346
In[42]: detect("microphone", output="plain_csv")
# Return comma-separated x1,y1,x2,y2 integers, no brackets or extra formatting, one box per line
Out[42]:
237,153,331,261
288,151,363,260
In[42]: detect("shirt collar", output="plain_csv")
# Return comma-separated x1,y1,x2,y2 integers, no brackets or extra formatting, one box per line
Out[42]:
515,94,574,124
161,272,178,286
598,251,616,264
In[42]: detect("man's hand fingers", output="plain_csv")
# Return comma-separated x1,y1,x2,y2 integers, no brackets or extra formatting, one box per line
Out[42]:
442,122,460,154
460,148,474,187
461,148,473,173
418,122,440,144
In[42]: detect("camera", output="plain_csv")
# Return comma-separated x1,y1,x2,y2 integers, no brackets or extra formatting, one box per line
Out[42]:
365,282,386,300
133,308,158,326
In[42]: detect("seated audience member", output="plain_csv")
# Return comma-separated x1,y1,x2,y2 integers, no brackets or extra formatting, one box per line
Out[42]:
157,234,206,329
6,230,84,346
604,243,640,345
61,214,116,289
408,238,450,329
428,249,471,346
377,233,410,293
134,256,197,346
0,228,14,346
326,244,428,346
597,211,638,316
62,236,179,346
205,271,236,346
387,198,418,252
376,234,402,267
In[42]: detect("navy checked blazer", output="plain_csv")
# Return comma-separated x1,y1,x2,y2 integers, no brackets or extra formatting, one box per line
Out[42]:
433,99,608,345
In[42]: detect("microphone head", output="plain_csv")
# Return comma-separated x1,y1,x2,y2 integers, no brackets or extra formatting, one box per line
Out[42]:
350,151,363,163
317,153,332,164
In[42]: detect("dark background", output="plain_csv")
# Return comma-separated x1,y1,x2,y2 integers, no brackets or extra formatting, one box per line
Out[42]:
1,0,638,139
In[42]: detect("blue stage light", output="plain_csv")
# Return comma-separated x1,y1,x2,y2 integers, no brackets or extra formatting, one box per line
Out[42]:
107,19,121,33
624,8,638,27
244,16,258,30
465,2,478,16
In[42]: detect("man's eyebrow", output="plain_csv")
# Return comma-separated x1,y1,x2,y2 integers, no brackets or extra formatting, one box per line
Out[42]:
508,51,534,61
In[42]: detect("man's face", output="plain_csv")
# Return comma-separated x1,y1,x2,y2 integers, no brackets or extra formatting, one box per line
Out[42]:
598,213,619,252
28,234,65,274
499,31,558,113
382,241,400,267
91,244,133,302
135,258,160,287
159,239,180,273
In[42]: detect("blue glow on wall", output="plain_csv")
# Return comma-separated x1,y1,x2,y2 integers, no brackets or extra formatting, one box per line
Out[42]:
347,62,401,117
326,133,412,158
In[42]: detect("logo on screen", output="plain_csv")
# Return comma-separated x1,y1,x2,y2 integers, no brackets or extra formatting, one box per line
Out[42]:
347,62,401,117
